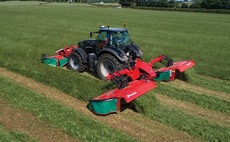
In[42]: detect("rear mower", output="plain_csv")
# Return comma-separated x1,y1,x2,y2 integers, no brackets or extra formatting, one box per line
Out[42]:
88,55,195,115
41,26,142,80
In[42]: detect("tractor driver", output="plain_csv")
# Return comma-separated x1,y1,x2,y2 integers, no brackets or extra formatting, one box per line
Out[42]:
111,32,122,46
96,31,108,48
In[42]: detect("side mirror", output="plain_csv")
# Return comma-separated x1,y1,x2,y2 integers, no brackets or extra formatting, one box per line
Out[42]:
90,32,93,38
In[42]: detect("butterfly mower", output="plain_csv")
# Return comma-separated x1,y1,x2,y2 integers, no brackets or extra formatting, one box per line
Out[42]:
41,26,195,115
88,55,195,115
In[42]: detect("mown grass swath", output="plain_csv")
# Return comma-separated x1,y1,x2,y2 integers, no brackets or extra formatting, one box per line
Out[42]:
0,125,37,142
156,84,230,115
133,92,230,141
0,76,137,142
183,69,230,93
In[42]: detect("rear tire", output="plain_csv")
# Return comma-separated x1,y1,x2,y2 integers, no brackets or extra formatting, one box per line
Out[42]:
67,52,86,72
97,53,124,80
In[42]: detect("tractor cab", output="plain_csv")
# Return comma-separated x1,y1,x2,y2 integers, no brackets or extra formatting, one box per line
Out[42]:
91,26,132,49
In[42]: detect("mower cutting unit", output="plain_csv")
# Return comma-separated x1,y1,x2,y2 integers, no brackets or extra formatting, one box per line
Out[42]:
88,55,195,115
41,46,74,67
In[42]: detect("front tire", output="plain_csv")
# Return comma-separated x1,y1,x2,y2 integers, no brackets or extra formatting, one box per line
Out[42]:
67,52,86,72
97,53,124,80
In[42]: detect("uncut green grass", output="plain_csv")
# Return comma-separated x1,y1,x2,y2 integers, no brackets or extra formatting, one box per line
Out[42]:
0,76,137,142
134,92,230,141
0,125,37,142
156,84,230,115
0,2,228,101
0,2,230,81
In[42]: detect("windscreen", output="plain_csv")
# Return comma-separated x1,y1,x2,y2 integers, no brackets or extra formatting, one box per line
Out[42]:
110,31,131,46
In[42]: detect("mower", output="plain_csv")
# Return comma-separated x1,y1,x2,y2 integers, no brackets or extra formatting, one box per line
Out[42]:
88,55,195,115
41,26,142,80
41,26,195,115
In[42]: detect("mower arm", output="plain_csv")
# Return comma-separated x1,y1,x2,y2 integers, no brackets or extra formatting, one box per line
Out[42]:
148,55,173,67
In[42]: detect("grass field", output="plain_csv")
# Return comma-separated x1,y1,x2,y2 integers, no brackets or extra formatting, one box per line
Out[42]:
0,1,230,141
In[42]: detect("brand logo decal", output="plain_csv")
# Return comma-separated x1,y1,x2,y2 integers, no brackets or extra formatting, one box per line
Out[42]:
127,92,137,98
186,62,191,66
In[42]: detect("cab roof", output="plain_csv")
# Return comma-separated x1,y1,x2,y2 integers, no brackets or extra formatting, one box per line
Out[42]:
99,26,128,32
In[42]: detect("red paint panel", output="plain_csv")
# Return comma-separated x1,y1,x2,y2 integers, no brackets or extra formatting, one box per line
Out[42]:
92,80,156,103
156,60,195,73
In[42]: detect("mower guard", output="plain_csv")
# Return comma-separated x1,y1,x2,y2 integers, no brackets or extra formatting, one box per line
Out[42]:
88,80,156,115
157,60,195,73
41,55,68,67
41,46,74,67
88,98,118,115
155,60,195,81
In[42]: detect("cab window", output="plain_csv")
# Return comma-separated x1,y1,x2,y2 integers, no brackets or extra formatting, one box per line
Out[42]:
96,31,107,42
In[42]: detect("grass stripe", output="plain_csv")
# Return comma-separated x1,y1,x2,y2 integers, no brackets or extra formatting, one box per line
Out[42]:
0,125,37,142
184,69,230,93
155,94,230,127
134,92,230,141
0,76,137,142
0,68,204,142
156,83,230,115
165,80,230,101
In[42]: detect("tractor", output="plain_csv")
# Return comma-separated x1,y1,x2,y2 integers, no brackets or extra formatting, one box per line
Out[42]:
42,26,142,80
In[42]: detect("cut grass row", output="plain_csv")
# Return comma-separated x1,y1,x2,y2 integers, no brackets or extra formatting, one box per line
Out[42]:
0,68,203,142
183,69,230,93
165,79,230,101
0,76,137,142
156,84,230,115
0,125,36,142
2,68,230,141
155,94,230,127
134,92,230,141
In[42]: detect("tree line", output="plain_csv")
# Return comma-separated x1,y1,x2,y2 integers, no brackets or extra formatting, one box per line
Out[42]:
119,0,230,9
1,0,229,9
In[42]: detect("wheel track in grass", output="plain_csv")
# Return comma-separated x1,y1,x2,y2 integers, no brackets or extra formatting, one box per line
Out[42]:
155,94,230,127
163,80,230,101
0,68,201,142
0,97,79,142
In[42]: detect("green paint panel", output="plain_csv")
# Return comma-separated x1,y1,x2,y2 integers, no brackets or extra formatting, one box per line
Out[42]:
59,57,68,67
88,99,117,115
154,71,171,81
42,58,57,67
